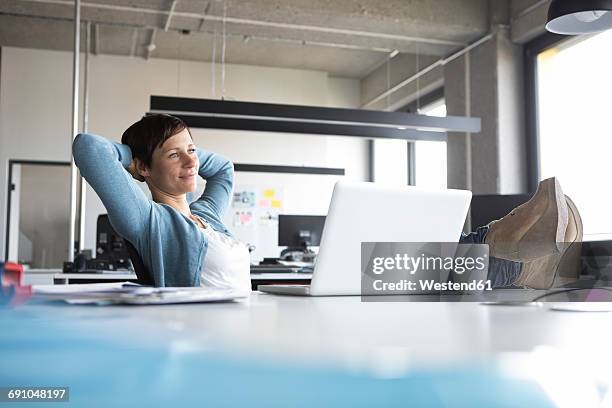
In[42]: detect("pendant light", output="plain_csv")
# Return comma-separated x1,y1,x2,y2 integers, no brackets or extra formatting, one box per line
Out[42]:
546,0,612,34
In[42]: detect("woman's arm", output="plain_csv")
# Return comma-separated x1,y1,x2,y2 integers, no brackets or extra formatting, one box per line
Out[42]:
72,133,152,243
190,148,234,218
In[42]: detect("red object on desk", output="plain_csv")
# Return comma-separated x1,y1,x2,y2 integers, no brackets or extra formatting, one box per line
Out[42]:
1,262,32,306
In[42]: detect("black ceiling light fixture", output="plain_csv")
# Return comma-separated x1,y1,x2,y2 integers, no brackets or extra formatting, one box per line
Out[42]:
148,96,481,142
546,0,612,34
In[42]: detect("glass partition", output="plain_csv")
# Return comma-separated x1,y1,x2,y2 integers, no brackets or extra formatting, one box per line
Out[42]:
6,162,70,269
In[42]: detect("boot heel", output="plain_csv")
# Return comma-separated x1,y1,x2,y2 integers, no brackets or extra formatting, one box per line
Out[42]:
552,196,582,287
516,195,582,289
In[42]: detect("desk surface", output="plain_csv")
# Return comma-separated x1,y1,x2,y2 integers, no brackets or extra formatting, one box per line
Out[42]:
18,291,612,364
3,291,612,406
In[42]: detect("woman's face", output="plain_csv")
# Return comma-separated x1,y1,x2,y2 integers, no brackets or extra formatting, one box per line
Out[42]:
144,128,199,195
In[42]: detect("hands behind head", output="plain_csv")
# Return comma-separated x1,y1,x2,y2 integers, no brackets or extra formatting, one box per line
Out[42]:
128,160,146,182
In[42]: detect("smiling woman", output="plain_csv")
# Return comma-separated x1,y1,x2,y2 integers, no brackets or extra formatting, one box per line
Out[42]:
72,114,251,291
122,116,200,215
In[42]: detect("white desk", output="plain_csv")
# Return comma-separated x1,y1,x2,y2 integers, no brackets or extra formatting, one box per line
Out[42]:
6,291,612,406
23,269,61,285
15,290,612,368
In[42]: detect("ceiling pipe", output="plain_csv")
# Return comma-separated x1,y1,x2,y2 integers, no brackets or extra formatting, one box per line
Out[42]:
145,28,157,60
163,0,178,32
18,0,465,47
361,31,495,109
197,1,211,31
361,48,401,81
129,27,138,56
0,11,407,55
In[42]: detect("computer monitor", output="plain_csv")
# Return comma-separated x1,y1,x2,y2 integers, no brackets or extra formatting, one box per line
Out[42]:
96,214,131,268
278,215,326,249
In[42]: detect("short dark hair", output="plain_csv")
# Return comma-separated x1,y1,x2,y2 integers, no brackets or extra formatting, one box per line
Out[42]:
121,114,189,167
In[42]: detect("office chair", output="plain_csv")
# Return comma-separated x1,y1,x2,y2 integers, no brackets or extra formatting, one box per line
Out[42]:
123,240,154,286
470,194,531,228
97,214,154,285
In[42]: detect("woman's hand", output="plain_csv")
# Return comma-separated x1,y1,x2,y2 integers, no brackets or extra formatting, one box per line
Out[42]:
127,160,146,182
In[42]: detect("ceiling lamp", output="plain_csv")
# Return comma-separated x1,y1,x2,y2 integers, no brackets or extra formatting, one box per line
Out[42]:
546,0,612,34
148,96,481,143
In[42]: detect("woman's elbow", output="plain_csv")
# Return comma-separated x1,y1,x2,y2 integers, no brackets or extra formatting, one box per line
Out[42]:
72,133,88,166
225,161,235,181
72,133,95,162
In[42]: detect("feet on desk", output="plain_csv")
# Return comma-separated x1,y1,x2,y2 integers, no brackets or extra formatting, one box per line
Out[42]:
513,195,583,289
484,177,583,289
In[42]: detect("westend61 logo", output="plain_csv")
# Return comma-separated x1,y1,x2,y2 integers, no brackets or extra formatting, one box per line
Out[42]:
361,242,491,300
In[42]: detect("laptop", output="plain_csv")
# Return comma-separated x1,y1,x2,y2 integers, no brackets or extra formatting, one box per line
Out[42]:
258,181,472,296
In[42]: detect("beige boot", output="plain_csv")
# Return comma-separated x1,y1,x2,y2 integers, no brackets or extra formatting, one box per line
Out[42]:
485,177,569,262
513,195,583,289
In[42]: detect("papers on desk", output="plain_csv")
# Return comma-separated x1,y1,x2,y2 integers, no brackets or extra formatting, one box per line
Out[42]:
33,282,248,305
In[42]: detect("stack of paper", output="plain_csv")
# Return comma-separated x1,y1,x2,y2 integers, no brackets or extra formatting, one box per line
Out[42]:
33,282,248,305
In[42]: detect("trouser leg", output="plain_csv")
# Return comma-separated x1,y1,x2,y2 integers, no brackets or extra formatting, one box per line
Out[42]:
459,225,522,288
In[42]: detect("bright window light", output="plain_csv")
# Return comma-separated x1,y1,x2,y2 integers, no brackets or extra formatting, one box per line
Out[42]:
537,30,612,238
416,100,447,189
373,138,408,186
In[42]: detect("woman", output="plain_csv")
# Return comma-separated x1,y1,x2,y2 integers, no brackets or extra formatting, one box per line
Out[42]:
75,114,582,291
73,113,251,291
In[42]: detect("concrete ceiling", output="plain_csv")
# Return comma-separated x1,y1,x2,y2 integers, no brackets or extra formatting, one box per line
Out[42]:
0,0,492,79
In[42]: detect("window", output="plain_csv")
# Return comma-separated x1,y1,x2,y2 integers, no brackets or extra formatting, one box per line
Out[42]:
372,138,408,185
375,89,448,188
415,100,447,189
533,30,612,238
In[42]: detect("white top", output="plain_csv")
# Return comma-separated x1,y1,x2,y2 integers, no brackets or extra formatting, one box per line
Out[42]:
198,221,252,294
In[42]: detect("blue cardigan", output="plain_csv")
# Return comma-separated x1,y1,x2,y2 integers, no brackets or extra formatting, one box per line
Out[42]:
73,133,234,287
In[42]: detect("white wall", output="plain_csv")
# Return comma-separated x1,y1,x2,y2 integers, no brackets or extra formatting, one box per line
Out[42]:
0,46,365,260
0,47,76,261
